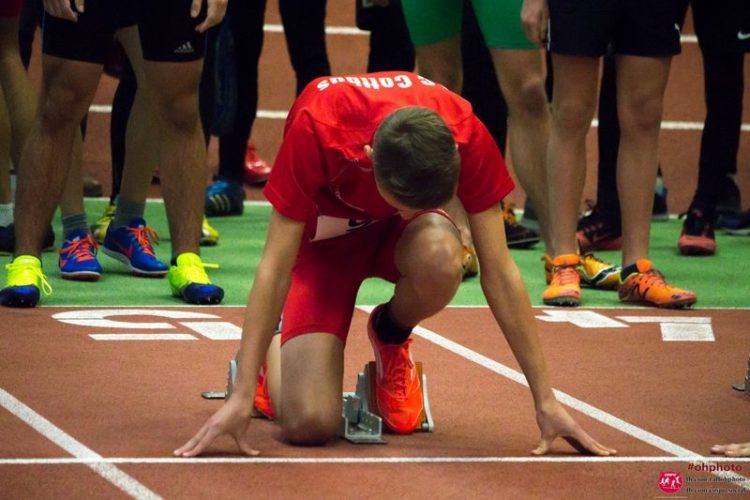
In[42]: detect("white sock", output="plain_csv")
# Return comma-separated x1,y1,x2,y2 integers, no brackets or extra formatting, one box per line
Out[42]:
0,203,13,227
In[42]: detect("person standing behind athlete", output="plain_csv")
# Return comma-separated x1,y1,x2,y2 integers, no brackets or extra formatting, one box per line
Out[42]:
0,0,227,308
522,0,697,308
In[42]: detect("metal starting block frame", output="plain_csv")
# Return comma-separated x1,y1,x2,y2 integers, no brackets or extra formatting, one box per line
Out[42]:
201,359,435,444
201,359,237,401
338,361,434,444
731,355,750,397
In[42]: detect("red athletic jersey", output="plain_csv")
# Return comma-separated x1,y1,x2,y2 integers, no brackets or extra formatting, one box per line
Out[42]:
264,71,514,241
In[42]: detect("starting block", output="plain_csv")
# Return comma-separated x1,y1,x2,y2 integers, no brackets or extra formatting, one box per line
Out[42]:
731,356,750,397
201,359,435,444
338,361,434,444
201,359,237,400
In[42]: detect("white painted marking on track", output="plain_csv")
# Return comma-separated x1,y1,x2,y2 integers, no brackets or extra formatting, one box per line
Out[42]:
53,309,220,330
181,321,242,340
356,306,750,490
536,310,628,328
88,333,197,341
0,388,161,500
1,456,748,465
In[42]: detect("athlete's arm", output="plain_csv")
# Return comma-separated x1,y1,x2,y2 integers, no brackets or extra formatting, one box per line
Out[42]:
43,0,84,21
467,204,615,456
191,0,228,33
174,210,305,457
521,0,549,46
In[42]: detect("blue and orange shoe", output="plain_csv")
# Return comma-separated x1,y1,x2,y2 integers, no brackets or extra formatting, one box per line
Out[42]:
367,305,424,434
58,230,102,281
102,218,168,277
167,252,224,304
0,255,52,308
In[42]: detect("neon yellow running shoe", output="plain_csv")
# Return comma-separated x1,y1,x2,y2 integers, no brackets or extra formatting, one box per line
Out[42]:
91,202,116,244
167,252,224,305
200,216,220,246
0,255,52,307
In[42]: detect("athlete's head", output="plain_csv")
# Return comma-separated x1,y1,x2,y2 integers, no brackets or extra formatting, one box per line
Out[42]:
371,106,459,210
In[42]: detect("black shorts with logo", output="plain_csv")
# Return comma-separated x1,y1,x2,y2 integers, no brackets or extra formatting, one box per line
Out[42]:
547,0,681,57
690,0,750,53
41,0,207,64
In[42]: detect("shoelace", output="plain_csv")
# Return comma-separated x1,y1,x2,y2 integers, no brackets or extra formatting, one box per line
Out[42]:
381,340,413,398
553,265,579,286
628,269,668,291
5,262,53,295
181,260,219,283
61,236,98,262
129,226,160,256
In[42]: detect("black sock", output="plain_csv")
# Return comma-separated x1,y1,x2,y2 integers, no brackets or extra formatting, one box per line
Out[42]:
372,300,413,345
620,262,639,281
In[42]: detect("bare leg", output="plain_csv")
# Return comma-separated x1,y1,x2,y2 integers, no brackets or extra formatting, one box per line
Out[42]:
491,48,552,250
614,55,671,266
413,35,462,92
116,26,159,206
143,60,205,257
546,55,600,258
0,88,10,205
14,55,101,256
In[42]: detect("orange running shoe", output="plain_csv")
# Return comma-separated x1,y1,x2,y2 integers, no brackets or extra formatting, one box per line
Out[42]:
253,361,276,419
367,305,423,434
618,259,697,308
542,254,581,306
462,243,478,279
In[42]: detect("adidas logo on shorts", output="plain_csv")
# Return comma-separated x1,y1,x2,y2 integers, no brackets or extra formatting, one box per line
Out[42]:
174,42,195,54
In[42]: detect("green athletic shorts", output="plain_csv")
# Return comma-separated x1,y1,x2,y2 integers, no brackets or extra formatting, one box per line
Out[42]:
401,0,535,49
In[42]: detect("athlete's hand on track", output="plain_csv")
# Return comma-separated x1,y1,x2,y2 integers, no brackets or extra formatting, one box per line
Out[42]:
192,0,228,33
711,442,750,457
44,0,84,21
174,397,259,457
520,0,549,47
532,401,617,456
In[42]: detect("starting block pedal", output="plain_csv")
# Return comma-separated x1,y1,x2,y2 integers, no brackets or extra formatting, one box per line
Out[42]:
201,359,237,400
731,355,750,396
338,361,434,444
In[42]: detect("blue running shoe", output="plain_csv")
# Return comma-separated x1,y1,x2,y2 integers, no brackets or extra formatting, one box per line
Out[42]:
167,252,224,304
59,230,103,281
102,218,168,277
205,177,245,216
0,255,52,308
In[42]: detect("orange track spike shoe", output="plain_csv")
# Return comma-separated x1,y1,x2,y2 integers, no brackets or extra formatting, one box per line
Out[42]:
367,305,424,434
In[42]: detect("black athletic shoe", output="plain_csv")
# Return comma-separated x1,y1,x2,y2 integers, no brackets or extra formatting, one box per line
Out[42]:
502,203,539,249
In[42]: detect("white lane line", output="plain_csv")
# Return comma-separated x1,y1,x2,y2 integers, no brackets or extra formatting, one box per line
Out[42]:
87,104,750,134
1,456,748,465
88,333,198,341
356,306,750,490
0,388,162,500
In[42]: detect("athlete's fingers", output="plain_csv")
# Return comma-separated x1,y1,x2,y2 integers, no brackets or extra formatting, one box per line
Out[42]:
234,434,260,457
712,443,750,457
178,425,222,458
173,424,210,457
531,438,550,456
195,0,227,33
190,0,201,18
74,0,85,13
564,435,616,457
43,0,77,21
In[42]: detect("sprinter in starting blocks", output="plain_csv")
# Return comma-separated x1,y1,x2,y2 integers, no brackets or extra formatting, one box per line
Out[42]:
202,358,434,444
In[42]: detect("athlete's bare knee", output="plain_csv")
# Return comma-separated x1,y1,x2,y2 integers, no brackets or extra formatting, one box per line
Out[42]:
281,410,339,446
511,77,549,120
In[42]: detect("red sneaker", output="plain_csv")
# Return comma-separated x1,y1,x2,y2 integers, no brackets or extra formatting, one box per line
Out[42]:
244,140,272,186
254,361,275,419
367,305,423,434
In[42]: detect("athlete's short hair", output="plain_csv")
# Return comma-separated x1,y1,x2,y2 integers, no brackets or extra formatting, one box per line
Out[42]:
372,106,459,209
